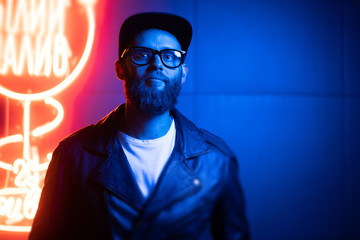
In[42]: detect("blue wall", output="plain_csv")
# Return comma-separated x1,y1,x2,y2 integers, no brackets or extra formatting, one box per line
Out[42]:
68,0,360,239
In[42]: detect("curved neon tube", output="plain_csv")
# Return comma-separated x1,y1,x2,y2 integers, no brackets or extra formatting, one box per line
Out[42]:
0,134,23,148
32,98,64,137
0,2,96,101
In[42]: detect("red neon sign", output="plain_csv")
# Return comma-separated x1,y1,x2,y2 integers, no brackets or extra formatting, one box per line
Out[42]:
0,0,96,232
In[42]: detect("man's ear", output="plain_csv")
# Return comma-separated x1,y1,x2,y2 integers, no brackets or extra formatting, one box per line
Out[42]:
181,64,188,84
115,60,125,80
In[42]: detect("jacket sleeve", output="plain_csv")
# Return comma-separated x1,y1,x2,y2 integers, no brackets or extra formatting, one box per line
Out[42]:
29,144,76,240
211,154,251,240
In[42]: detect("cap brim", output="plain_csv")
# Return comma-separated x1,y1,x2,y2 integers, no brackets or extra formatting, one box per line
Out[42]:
119,12,192,56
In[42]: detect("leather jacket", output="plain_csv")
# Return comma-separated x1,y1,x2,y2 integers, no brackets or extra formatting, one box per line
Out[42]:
29,105,250,240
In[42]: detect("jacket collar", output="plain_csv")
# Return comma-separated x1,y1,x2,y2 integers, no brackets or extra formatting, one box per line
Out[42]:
84,104,209,159
84,105,123,155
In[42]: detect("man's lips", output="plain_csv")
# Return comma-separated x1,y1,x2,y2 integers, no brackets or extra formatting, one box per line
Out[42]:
146,76,167,81
145,78,166,88
146,77,165,81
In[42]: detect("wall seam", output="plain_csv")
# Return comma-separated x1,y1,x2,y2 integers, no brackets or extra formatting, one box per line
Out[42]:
340,0,347,238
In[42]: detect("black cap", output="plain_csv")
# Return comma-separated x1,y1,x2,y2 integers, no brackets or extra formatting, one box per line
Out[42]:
118,12,192,58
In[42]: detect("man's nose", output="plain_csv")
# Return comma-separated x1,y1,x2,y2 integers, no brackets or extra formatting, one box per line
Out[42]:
149,53,164,70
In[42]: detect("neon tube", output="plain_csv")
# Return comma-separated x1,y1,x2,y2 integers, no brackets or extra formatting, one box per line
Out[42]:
0,1,96,101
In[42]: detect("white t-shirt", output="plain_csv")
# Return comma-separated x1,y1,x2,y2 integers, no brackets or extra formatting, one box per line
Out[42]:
117,120,176,198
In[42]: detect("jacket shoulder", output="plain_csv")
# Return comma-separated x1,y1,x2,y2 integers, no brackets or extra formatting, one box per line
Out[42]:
59,124,94,148
200,129,234,157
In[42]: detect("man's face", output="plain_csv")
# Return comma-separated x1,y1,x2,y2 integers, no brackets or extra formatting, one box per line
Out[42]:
119,29,188,115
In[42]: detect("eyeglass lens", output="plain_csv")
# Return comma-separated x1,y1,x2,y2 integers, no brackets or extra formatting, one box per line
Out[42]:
131,48,183,68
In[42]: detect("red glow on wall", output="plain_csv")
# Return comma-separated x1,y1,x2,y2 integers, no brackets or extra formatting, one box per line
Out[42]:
0,0,97,232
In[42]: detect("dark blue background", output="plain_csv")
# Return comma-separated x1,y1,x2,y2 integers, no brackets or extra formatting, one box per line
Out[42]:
1,0,358,239
70,0,360,239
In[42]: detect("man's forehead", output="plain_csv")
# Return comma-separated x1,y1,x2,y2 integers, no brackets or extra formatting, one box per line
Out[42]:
132,28,181,49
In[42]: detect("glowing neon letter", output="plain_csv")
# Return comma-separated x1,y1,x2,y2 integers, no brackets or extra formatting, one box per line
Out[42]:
49,0,68,35
34,36,52,77
6,0,28,34
13,159,27,188
23,188,41,219
17,35,34,75
0,3,4,31
53,35,71,77
5,197,23,224
29,0,46,35
0,34,17,75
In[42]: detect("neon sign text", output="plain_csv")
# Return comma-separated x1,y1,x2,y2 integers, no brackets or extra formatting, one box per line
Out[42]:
0,97,63,232
0,0,71,77
0,0,96,232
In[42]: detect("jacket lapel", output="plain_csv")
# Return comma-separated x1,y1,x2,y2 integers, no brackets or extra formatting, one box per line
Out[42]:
92,137,145,211
142,143,201,216
142,110,210,216
85,105,145,211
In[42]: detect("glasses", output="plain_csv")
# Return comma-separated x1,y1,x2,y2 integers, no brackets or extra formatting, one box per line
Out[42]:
121,47,186,68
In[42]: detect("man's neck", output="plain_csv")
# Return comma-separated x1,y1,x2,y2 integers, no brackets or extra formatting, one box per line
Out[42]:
118,103,173,140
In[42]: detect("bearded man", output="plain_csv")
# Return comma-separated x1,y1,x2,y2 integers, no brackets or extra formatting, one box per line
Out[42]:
29,12,250,240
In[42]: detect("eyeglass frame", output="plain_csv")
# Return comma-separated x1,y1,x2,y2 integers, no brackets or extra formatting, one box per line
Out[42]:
120,47,187,69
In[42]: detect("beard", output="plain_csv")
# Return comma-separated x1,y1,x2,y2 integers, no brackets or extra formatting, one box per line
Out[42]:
124,71,182,115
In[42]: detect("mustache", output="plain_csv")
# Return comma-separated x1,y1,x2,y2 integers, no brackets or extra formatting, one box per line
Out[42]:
144,72,169,83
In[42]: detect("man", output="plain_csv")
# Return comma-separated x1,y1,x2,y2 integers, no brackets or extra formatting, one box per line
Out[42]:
29,12,250,240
